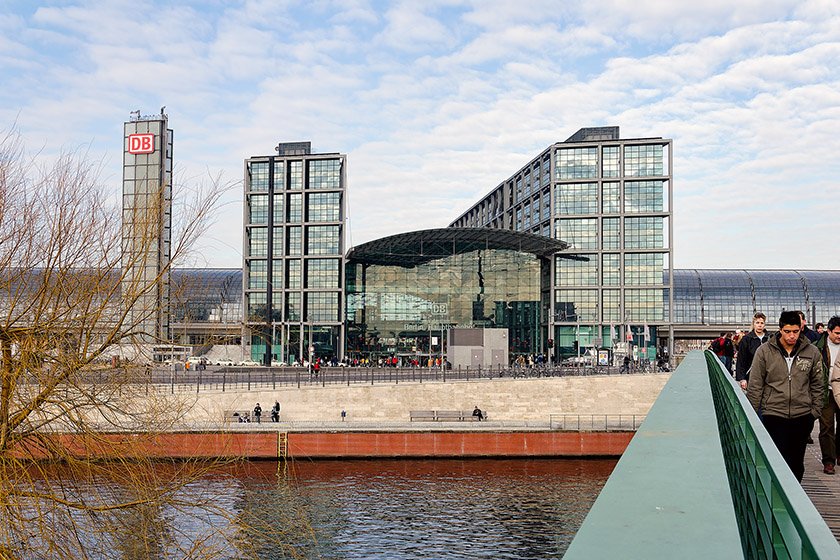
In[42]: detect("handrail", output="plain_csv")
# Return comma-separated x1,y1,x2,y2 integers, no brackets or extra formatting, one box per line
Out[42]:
706,350,840,559
548,414,645,431
564,350,840,558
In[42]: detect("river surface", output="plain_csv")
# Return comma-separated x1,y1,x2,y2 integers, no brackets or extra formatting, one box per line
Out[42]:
233,458,615,559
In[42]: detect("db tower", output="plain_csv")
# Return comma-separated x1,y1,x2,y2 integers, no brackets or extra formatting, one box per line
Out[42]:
121,109,173,343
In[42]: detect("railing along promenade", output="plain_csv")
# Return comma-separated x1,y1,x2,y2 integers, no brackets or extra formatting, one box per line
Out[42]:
564,350,840,559
104,363,660,393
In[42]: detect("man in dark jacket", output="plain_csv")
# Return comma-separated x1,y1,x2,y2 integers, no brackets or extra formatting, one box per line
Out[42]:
748,311,824,482
797,310,821,343
736,312,770,390
814,316,840,474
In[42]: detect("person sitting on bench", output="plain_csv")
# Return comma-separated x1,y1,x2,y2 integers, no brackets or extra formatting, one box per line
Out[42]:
472,406,484,421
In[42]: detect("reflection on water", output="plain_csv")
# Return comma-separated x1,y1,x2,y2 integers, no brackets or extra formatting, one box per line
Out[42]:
15,458,613,559
235,458,615,559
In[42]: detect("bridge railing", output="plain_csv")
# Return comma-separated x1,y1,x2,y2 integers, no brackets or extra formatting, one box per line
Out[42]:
706,350,839,559
564,350,840,559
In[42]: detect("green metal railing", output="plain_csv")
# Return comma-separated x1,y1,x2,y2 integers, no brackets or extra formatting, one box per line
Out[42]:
707,351,839,559
564,350,840,559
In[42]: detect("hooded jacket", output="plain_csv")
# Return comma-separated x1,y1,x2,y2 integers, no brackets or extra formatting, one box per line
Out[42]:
747,332,823,419
812,332,835,407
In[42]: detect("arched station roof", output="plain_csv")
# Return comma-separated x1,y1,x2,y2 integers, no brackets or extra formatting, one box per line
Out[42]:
345,227,571,268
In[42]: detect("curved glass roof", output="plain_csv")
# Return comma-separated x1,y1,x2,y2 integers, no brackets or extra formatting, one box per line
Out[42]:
346,228,570,268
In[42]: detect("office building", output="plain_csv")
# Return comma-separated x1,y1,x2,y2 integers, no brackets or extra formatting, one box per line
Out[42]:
243,142,346,364
450,127,673,359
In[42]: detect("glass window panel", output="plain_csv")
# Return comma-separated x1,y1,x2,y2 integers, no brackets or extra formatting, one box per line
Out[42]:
555,147,598,179
286,259,301,289
556,218,598,250
625,288,664,322
624,144,663,177
555,183,597,215
602,182,620,214
308,159,341,189
556,255,597,286
248,260,267,290
289,161,303,190
603,218,620,250
307,225,340,255
624,253,664,285
248,227,267,258
249,162,268,191
306,292,339,322
554,289,597,322
624,217,663,249
287,226,302,255
248,194,268,224
602,146,620,178
625,181,664,213
306,258,340,288
603,254,620,286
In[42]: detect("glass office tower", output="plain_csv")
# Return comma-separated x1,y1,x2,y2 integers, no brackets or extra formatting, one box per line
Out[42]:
122,110,173,342
450,127,674,360
243,142,346,364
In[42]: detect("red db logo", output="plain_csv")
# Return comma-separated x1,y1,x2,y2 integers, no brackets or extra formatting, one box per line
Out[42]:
128,134,154,154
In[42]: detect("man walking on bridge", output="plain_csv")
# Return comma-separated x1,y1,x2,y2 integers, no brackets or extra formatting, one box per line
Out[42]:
748,311,824,482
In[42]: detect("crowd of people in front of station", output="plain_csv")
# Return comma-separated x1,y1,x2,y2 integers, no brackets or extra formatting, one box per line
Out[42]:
713,310,840,482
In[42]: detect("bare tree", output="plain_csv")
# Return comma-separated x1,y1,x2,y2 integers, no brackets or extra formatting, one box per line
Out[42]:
0,129,315,558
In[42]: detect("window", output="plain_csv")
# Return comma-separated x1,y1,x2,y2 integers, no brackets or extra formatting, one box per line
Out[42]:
556,255,597,286
602,254,620,285
556,218,598,249
602,182,620,214
624,144,663,177
247,292,267,322
625,217,664,249
248,260,267,289
307,225,340,255
306,292,339,322
602,218,620,250
554,289,598,322
624,253,664,285
308,192,341,222
273,194,284,223
308,159,341,189
555,147,598,179
625,181,663,213
249,162,268,191
602,146,620,178
248,227,267,257
289,161,302,190
248,194,268,224
272,260,282,291
288,193,302,222
602,290,621,322
272,227,283,258
287,226,302,255
306,258,340,288
286,259,301,289
625,288,664,321
273,161,284,189
555,183,597,215
286,291,301,321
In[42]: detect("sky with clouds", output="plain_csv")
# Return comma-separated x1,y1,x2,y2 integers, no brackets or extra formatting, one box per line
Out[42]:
1,0,838,270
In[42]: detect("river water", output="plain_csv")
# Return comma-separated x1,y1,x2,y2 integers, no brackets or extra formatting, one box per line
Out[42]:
233,458,615,559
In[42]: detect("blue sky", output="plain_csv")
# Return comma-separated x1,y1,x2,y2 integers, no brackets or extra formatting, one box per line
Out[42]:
1,0,838,269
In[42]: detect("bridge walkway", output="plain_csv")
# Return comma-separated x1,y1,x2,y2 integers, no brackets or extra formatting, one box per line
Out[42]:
804,433,840,543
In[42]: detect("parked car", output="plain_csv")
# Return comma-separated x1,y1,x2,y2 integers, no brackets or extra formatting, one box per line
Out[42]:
216,359,235,366
239,360,260,367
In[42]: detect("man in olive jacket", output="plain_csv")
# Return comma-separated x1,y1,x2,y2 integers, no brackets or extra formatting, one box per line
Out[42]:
748,311,824,482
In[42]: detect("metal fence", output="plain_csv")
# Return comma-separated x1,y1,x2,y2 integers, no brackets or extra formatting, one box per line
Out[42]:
706,351,840,559
135,363,663,393
548,414,646,431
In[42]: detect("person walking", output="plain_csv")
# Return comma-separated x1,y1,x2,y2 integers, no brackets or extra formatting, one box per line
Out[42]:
814,316,840,474
736,312,770,390
253,403,262,424
748,311,824,482
271,401,280,422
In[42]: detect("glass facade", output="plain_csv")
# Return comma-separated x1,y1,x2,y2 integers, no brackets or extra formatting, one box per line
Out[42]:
345,230,559,363
244,144,345,363
450,128,673,361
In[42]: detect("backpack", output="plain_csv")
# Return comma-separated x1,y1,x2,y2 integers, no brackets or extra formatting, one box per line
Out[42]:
710,337,725,356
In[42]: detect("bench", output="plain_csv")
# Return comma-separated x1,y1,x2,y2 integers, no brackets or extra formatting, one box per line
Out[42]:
409,410,488,422
409,410,436,422
224,410,252,424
